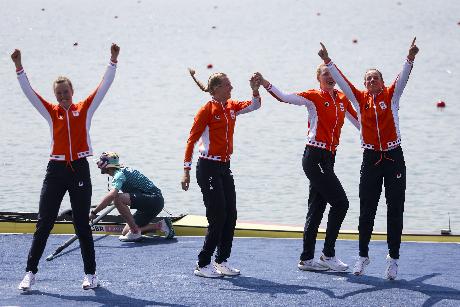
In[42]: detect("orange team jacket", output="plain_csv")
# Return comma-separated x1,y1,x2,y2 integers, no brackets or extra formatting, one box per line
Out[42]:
327,59,414,151
16,61,117,162
183,97,261,169
265,84,359,151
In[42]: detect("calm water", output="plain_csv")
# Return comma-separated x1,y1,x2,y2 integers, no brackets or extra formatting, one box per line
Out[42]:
1,0,459,233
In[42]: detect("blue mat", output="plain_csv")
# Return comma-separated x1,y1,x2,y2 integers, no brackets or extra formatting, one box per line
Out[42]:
1,235,459,306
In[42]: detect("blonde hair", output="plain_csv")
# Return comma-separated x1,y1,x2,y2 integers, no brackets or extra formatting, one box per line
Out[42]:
53,76,73,92
364,69,383,81
188,68,227,95
316,63,328,81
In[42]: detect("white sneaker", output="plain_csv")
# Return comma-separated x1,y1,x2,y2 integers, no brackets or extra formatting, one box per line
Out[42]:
82,274,99,290
18,271,35,291
118,230,142,242
298,259,329,271
213,261,241,276
194,263,223,278
384,255,398,280
161,218,175,239
317,254,349,272
353,256,370,276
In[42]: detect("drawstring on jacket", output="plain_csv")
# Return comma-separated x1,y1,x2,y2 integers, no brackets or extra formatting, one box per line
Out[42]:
374,152,395,166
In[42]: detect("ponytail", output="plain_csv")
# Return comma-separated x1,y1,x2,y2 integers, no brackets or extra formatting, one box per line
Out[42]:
188,68,226,95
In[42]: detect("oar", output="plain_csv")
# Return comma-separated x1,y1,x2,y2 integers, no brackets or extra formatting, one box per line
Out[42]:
46,204,116,261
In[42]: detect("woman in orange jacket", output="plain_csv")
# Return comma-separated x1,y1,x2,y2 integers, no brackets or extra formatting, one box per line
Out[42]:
255,65,359,272
12,44,119,291
319,38,419,280
181,69,261,278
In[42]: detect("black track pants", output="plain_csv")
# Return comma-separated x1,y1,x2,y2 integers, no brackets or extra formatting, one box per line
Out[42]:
196,158,237,267
358,147,406,259
26,159,95,274
300,146,349,261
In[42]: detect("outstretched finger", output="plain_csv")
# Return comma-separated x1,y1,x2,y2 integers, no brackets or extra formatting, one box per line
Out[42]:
411,37,416,47
188,67,195,76
320,42,326,50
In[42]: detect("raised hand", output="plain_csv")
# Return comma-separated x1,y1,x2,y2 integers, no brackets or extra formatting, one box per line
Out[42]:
407,37,419,61
249,73,261,91
188,67,196,76
318,42,331,63
254,72,270,88
110,43,120,62
11,49,23,70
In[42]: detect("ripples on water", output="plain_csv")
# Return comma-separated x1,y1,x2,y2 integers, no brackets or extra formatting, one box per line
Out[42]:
0,0,459,232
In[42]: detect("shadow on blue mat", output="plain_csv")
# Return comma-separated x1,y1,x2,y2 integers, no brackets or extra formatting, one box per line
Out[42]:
336,272,460,307
219,273,460,306
219,275,339,298
22,287,186,307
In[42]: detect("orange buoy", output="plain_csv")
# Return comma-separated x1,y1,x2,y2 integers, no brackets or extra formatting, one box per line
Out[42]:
436,101,446,108
207,64,213,69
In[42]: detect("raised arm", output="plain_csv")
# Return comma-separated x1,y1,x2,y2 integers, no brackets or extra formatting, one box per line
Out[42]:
255,72,312,106
390,37,419,106
234,74,262,116
318,43,362,111
84,43,120,113
11,49,53,121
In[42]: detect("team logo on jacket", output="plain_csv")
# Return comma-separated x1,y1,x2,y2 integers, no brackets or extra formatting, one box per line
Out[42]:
230,110,235,119
324,102,330,107
214,115,220,120
72,111,80,117
379,101,387,110
339,102,345,112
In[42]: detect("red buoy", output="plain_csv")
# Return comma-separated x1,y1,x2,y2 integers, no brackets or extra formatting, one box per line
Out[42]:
436,101,446,108
207,64,213,69
352,39,358,44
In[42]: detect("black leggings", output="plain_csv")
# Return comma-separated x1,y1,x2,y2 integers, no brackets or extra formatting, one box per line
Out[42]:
26,159,95,274
358,147,406,259
300,146,349,261
196,158,237,267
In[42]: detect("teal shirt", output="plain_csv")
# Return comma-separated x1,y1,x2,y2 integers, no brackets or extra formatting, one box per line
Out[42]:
112,167,161,196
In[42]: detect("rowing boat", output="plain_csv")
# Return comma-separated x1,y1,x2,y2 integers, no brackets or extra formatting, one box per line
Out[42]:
1,212,458,243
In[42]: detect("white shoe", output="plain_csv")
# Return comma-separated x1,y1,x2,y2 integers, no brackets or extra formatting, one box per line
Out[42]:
213,261,240,276
384,255,398,280
353,256,370,276
161,218,175,239
82,274,99,290
298,259,329,271
317,254,349,272
194,263,223,278
119,230,142,242
18,271,35,291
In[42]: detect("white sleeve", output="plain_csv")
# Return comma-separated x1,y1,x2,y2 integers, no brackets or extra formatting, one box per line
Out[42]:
235,96,261,116
391,59,413,107
86,61,117,116
327,62,360,112
16,69,52,124
265,83,311,106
